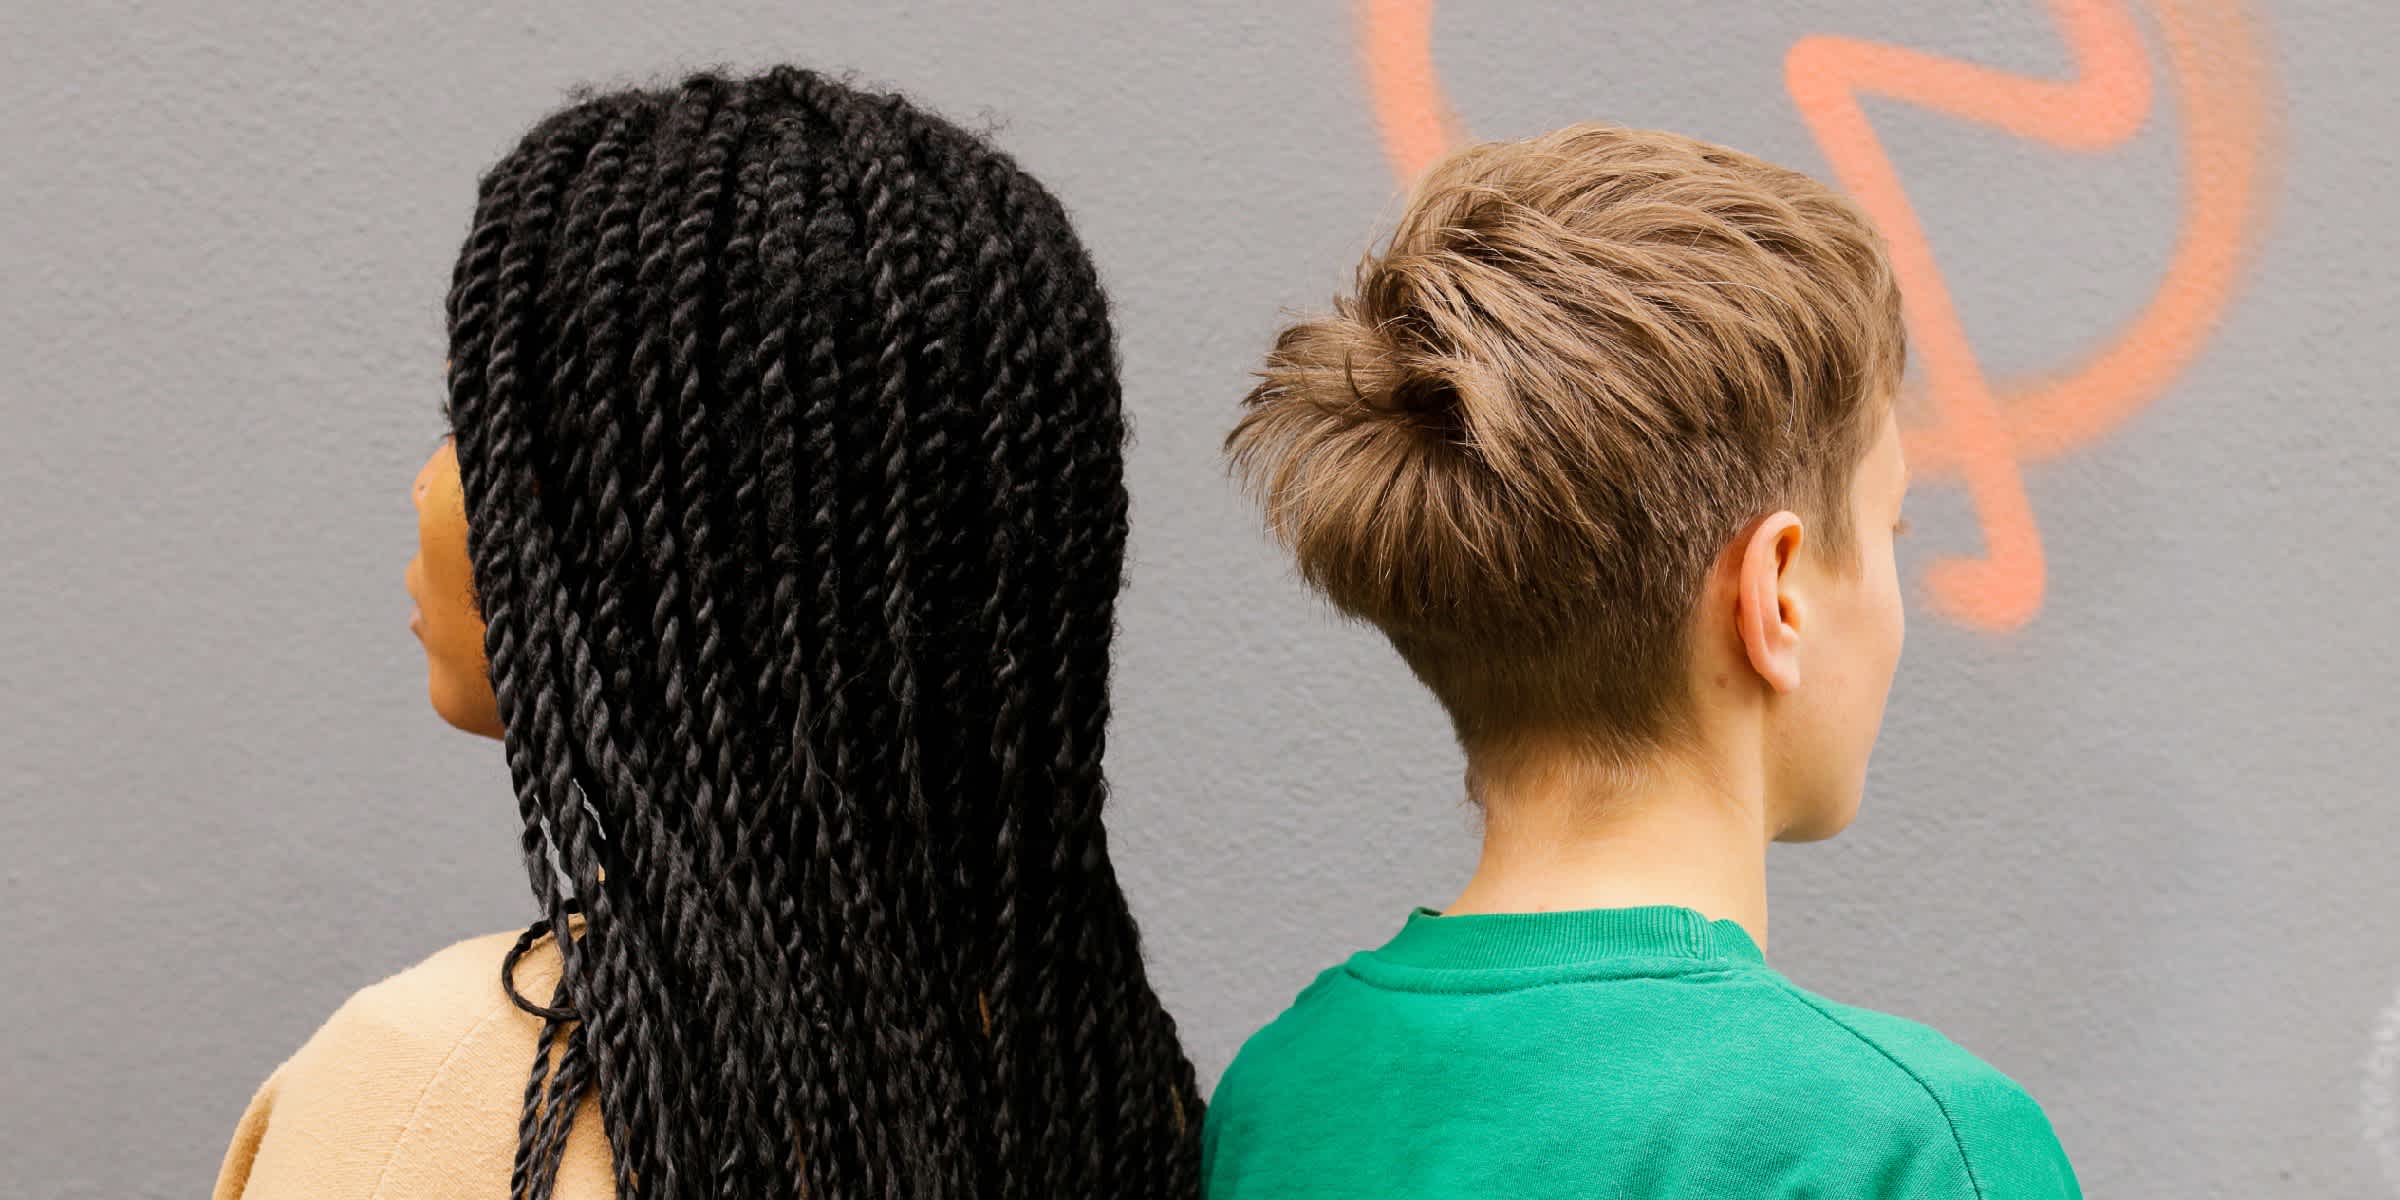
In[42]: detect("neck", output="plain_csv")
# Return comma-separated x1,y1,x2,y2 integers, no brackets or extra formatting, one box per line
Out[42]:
1442,737,1773,953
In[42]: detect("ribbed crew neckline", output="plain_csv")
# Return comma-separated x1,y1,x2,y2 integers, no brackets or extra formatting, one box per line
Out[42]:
1370,904,1766,971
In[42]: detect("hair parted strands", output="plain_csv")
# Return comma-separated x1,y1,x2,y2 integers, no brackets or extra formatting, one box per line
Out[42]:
443,66,1201,1200
1227,122,1906,764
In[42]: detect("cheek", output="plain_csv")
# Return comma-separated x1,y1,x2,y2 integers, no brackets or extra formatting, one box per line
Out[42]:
420,564,489,671
425,605,488,667
1823,546,1905,712
1884,543,1908,648
418,510,480,623
1860,552,1908,718
415,503,489,671
419,579,496,731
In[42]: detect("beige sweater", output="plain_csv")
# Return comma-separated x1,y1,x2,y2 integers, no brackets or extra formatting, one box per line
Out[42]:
213,930,615,1199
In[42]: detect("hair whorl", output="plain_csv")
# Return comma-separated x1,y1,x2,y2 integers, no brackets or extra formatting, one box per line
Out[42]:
1228,122,1906,756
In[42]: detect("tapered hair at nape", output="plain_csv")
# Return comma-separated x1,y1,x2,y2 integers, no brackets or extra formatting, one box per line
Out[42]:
1227,122,1905,766
444,66,1199,1199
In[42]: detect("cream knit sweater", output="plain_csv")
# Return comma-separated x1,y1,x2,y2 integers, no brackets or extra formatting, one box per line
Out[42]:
213,930,615,1198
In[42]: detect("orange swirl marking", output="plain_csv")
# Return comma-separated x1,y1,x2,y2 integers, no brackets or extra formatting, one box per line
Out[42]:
1358,0,2276,630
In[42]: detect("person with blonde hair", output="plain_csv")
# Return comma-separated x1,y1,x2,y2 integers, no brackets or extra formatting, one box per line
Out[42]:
1203,123,2081,1198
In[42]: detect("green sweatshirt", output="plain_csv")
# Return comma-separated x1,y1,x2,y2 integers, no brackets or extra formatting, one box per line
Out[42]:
1201,904,2080,1199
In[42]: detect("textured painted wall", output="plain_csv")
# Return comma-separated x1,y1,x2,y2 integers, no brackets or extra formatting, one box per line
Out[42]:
4,2,2393,1196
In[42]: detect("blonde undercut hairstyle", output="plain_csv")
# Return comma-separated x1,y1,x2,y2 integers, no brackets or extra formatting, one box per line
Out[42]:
1227,122,1906,767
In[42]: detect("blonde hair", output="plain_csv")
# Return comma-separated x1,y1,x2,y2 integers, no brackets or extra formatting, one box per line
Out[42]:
1227,122,1905,763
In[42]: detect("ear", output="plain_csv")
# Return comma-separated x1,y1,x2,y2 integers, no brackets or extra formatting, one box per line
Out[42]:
1735,511,1806,693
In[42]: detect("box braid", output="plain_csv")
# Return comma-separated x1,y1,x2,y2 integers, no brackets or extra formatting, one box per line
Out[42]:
441,66,1202,1200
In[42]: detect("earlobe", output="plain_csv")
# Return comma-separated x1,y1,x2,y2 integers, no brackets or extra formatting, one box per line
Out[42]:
1735,513,1805,693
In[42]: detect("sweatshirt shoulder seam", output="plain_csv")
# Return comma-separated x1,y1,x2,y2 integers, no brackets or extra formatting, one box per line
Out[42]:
363,995,519,1200
356,941,528,1200
1760,979,1987,1199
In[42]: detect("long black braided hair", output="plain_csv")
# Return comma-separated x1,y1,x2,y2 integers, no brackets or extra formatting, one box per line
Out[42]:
441,66,1201,1200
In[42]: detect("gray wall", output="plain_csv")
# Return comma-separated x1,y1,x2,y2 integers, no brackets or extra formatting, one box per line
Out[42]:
5,2,2393,1196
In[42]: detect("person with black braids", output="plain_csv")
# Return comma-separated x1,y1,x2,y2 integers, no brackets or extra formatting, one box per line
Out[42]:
212,66,1202,1200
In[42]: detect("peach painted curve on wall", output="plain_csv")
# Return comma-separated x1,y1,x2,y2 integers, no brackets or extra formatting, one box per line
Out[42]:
1356,0,2278,631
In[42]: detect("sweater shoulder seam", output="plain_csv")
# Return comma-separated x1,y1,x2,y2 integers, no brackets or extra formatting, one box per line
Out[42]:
364,996,520,1199
1759,979,1986,1200
356,948,528,1200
